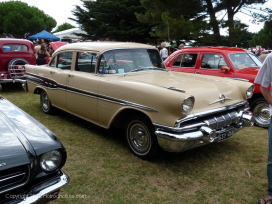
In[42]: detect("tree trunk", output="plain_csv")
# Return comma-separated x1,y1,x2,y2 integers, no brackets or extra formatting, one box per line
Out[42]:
205,0,222,45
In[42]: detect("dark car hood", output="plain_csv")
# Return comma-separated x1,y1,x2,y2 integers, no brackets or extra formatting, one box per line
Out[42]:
0,112,30,169
0,97,63,169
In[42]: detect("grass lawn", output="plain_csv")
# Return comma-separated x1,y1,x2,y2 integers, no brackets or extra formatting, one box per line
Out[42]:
1,83,269,204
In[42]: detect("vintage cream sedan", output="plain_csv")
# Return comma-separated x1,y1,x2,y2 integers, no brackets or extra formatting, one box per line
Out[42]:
24,42,254,160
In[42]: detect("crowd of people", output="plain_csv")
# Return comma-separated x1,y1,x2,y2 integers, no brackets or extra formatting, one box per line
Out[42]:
158,42,185,61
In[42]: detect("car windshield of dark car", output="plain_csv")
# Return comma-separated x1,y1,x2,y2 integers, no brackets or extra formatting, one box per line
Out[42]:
229,53,260,69
98,49,164,74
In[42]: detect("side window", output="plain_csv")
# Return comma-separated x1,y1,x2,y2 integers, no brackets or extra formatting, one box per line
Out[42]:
75,52,97,73
172,53,198,68
49,57,56,68
201,54,227,69
56,52,73,70
3,44,28,52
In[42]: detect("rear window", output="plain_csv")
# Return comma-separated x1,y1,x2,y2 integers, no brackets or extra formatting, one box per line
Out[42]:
3,44,28,52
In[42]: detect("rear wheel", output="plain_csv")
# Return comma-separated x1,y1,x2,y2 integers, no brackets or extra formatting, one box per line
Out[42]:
250,97,270,128
40,90,54,114
125,115,160,160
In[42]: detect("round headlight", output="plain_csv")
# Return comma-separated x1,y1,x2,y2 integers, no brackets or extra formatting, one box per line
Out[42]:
40,150,62,171
246,84,254,99
182,96,195,114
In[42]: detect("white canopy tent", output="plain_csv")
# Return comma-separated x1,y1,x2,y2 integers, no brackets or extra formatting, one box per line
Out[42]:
53,28,88,42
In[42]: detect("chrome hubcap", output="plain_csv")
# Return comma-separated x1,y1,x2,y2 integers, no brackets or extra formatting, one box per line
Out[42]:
253,102,270,127
129,123,150,153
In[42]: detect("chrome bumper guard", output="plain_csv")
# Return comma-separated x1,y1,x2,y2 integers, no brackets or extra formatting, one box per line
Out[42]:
155,109,254,152
17,171,69,204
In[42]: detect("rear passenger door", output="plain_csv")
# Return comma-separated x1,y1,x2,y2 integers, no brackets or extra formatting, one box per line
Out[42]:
44,51,74,110
169,53,198,73
66,52,99,123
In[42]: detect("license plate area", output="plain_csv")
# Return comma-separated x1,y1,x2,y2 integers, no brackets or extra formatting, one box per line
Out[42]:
217,127,235,142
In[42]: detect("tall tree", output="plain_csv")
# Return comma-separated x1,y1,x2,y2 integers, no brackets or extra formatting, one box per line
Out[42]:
204,0,270,46
53,23,76,33
252,20,272,49
138,0,270,46
70,0,152,43
0,1,56,38
136,0,207,43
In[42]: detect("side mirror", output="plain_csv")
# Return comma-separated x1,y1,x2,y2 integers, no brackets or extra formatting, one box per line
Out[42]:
220,65,230,72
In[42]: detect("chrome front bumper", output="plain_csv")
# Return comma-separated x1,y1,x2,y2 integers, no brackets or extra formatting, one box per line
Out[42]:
155,110,254,152
10,171,69,204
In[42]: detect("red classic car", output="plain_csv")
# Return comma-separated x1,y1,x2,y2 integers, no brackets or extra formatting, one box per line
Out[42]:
164,46,268,127
0,38,36,90
46,42,68,63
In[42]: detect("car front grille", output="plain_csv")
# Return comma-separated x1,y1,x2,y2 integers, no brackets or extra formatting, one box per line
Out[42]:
0,165,29,195
176,102,248,131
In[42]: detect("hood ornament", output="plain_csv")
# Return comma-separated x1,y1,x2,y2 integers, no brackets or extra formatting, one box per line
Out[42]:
210,94,231,105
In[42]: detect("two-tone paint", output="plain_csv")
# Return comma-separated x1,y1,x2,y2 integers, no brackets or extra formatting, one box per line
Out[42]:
24,42,254,159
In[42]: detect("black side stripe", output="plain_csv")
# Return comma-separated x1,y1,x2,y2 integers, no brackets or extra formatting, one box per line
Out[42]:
26,73,158,112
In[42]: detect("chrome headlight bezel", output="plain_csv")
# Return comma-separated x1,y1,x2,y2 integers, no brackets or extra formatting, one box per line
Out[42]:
246,84,254,99
40,150,62,172
182,96,195,114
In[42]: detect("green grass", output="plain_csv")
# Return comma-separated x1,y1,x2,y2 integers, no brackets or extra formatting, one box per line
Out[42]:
1,83,269,204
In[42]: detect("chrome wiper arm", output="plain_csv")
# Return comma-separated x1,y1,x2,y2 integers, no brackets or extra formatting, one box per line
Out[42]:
148,67,168,71
129,68,145,72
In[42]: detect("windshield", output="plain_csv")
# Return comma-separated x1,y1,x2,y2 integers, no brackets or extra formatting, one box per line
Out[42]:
98,48,165,74
229,52,262,69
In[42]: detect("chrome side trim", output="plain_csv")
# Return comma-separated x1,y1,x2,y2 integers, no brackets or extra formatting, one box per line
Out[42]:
26,74,158,112
223,77,249,82
160,86,186,93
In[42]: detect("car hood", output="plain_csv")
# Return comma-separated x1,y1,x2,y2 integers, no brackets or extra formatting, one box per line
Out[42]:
0,97,63,169
104,70,251,113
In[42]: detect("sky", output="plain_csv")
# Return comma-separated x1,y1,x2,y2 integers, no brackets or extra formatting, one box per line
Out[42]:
1,0,272,33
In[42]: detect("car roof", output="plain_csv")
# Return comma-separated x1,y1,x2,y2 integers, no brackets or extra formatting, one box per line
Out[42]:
181,46,247,53
0,38,34,44
56,42,156,53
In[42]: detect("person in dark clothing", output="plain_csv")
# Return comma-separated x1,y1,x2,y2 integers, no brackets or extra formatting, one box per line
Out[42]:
36,43,50,65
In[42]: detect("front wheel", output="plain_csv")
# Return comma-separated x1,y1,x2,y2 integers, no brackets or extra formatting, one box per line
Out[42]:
40,90,54,114
125,115,160,160
250,97,270,128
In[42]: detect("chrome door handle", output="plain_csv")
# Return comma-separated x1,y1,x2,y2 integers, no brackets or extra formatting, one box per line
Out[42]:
68,74,74,77
50,71,55,74
195,71,202,74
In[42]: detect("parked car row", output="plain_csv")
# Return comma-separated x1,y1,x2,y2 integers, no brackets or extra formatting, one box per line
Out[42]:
0,40,262,203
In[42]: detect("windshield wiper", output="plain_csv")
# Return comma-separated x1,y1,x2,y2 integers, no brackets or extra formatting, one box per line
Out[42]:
129,68,145,72
148,67,168,71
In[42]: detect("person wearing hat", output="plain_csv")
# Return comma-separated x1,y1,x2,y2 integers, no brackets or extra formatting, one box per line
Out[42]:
179,44,185,50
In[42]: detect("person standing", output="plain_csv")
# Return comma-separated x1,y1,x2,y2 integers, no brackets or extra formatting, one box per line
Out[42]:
34,41,42,58
36,43,50,65
159,42,168,61
260,51,271,63
255,52,272,204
